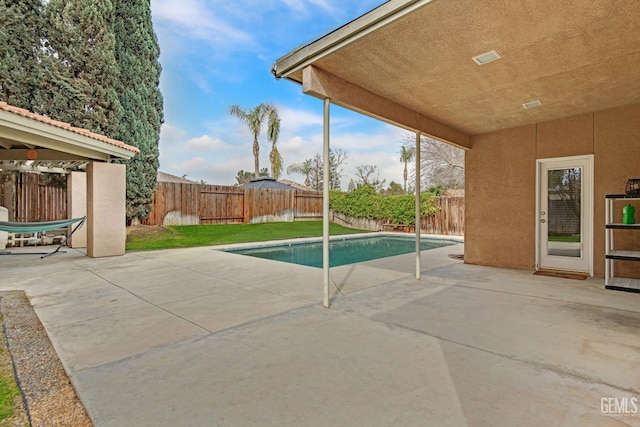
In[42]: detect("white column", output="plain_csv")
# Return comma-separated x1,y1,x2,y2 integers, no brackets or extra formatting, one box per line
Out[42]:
323,98,331,308
87,162,126,257
415,132,421,279
67,171,87,248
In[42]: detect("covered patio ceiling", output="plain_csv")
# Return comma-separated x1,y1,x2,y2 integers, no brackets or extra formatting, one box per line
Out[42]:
273,0,640,147
0,102,138,173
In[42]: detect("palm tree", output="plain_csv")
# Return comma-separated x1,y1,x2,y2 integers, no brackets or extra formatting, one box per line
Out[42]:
268,112,284,179
287,159,313,187
229,103,280,178
399,143,416,194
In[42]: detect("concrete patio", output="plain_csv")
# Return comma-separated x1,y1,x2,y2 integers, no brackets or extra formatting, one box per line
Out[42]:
1,239,639,426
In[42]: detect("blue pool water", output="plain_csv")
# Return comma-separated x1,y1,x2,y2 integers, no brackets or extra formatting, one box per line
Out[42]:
226,235,457,268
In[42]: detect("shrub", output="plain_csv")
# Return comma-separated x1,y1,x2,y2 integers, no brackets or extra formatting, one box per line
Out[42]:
330,185,438,225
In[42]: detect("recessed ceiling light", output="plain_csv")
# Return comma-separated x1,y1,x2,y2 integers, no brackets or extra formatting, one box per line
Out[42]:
472,50,502,65
522,100,542,109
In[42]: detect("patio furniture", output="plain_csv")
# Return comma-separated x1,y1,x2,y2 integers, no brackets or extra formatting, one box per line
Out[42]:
0,216,86,258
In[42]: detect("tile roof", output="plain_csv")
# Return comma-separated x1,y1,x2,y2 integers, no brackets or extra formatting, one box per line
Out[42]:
0,102,139,154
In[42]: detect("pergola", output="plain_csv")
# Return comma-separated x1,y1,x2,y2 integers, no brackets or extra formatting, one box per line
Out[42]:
0,102,139,257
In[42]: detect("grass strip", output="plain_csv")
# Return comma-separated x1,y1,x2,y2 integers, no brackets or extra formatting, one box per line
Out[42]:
126,222,369,251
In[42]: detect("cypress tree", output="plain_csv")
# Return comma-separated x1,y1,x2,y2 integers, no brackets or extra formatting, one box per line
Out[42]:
35,0,122,136
0,0,41,109
112,0,163,222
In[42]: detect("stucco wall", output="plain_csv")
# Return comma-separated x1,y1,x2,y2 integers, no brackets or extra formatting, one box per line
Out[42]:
594,105,640,278
466,104,640,277
466,125,536,269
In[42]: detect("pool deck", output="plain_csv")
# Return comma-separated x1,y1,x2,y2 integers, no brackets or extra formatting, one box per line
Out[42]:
1,238,639,426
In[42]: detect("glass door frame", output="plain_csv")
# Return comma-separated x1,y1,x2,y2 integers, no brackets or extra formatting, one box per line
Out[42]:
535,155,594,275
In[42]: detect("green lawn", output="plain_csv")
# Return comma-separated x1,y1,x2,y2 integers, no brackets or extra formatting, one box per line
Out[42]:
0,319,21,425
548,234,581,243
126,222,369,251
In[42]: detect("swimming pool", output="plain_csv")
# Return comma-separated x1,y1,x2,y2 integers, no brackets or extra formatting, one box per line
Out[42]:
225,235,458,268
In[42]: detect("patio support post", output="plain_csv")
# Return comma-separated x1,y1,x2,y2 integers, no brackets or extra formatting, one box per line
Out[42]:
415,132,421,279
87,162,126,257
67,171,87,248
323,98,331,308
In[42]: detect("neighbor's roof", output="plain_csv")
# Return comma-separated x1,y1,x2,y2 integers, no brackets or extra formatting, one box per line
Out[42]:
273,0,640,146
157,171,197,184
238,177,296,190
279,179,318,192
0,102,139,173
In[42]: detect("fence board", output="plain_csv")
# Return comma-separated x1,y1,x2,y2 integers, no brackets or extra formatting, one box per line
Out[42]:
11,173,67,222
294,191,323,220
199,185,243,224
421,196,465,235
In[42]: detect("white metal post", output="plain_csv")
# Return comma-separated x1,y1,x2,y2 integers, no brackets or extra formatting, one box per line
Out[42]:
323,98,331,308
415,132,421,279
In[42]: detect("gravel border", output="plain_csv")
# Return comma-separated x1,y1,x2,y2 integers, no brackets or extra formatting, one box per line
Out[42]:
0,291,92,427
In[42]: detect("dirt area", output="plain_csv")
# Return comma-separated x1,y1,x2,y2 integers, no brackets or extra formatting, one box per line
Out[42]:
0,291,92,427
126,225,174,241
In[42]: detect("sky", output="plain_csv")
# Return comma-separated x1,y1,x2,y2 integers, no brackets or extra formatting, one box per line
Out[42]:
151,0,410,189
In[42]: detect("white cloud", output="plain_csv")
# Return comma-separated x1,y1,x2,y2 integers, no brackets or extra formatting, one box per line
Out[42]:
278,106,323,132
152,0,253,47
280,0,308,14
185,135,235,152
158,123,188,143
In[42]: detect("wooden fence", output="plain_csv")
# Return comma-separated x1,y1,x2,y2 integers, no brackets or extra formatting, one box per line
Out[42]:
421,196,465,235
1,172,67,222
141,183,325,226
143,182,464,236
5,175,464,236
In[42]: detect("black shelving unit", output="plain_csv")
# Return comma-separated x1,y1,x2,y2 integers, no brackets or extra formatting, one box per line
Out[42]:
605,194,640,292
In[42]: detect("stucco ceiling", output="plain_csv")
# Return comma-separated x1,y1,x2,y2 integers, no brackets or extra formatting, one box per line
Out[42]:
275,0,640,137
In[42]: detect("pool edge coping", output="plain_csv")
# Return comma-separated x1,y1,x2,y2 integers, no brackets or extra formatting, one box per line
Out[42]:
213,232,464,252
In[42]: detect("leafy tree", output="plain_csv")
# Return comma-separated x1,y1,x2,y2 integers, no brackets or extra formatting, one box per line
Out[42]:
304,149,348,191
287,159,313,187
354,164,386,191
328,148,348,190
36,0,122,136
229,103,280,178
403,133,464,190
112,0,163,222
0,0,41,109
381,181,404,196
308,154,323,191
236,168,268,185
399,143,416,194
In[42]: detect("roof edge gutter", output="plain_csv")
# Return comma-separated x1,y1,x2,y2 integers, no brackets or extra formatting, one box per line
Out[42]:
272,0,433,81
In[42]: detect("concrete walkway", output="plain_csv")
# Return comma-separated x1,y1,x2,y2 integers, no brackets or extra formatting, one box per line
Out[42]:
1,241,639,426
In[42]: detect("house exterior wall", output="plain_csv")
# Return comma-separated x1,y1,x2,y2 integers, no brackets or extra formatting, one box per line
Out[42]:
466,125,537,269
465,104,640,277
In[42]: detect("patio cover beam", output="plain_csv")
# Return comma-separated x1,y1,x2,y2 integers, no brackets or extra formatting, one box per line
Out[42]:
302,65,471,150
0,149,87,161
